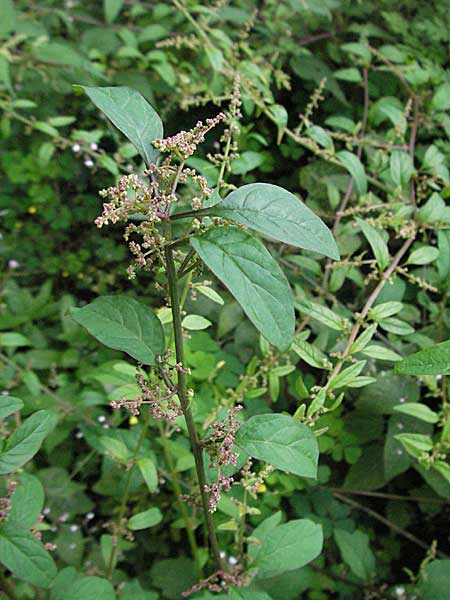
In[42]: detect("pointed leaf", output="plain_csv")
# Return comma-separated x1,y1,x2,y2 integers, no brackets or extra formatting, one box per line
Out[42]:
337,151,367,195
395,340,450,376
75,86,163,166
70,296,165,365
191,226,294,351
209,183,339,259
235,414,318,478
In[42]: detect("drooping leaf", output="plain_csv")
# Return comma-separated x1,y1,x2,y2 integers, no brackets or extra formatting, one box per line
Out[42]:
70,296,165,365
235,414,319,478
253,519,323,578
0,410,58,475
0,522,57,588
395,340,450,375
334,529,375,581
209,183,339,259
74,86,163,165
336,151,367,195
356,217,390,270
191,226,295,351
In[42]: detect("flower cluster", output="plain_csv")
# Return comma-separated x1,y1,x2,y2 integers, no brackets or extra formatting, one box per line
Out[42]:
0,480,16,521
203,405,242,512
153,113,225,159
182,564,246,597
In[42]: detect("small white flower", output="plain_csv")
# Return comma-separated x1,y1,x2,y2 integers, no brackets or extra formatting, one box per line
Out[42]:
399,397,405,403
72,143,81,153
84,158,94,168
89,142,98,151
395,587,405,597
219,551,226,559
228,556,238,565
396,449,403,456
59,512,69,522
75,431,84,439
436,374,443,381
69,524,78,532
69,543,77,550
103,423,110,429
8,259,20,269
97,415,106,423
86,512,95,520
397,422,404,430
43,507,51,515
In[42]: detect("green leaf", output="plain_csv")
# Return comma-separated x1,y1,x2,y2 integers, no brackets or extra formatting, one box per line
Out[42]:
395,340,450,375
295,299,344,331
70,296,165,365
0,332,31,347
100,437,130,462
253,519,323,578
235,414,319,478
336,151,367,195
417,560,450,600
0,522,57,588
395,433,433,459
0,410,58,475
334,529,375,581
191,226,295,351
393,403,439,424
75,86,163,166
432,84,450,111
362,344,402,362
390,150,414,186
406,246,440,266
194,285,224,305
8,473,44,529
64,576,116,600
305,125,334,150
0,396,23,420
0,0,16,38
128,507,162,530
292,338,329,369
329,360,366,390
379,317,414,336
210,183,339,260
369,301,403,321
104,0,123,22
182,315,212,330
137,457,158,493
356,218,389,270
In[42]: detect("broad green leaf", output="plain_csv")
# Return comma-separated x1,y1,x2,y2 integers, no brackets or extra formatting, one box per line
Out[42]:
295,299,344,331
137,457,158,492
100,437,130,462
0,396,23,420
379,317,414,336
418,560,450,600
393,403,439,424
182,315,212,330
390,150,414,186
0,410,58,475
406,246,440,266
336,151,367,195
395,340,450,375
191,226,295,351
128,507,162,530
0,522,57,588
8,473,44,529
235,414,319,478
334,529,375,581
432,84,450,111
70,296,165,365
209,183,339,260
75,86,163,166
253,519,323,578
104,0,123,22
64,576,116,600
356,218,389,270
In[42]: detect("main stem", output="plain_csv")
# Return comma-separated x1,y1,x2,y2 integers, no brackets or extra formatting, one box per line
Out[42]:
163,221,224,571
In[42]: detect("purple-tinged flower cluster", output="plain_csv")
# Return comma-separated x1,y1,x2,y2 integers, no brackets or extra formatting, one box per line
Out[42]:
0,480,16,521
182,563,246,597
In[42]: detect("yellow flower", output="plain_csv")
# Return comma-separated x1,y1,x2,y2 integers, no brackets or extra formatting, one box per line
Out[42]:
129,416,139,426
257,483,266,494
28,206,37,214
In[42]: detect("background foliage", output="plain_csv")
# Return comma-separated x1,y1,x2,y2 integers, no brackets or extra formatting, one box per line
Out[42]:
1,0,449,599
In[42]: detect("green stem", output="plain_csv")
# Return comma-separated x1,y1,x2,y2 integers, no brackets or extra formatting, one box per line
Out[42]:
237,488,248,559
158,423,202,577
163,220,224,571
106,411,151,578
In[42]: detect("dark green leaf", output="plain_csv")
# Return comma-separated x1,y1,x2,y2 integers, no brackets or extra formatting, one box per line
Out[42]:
191,226,295,351
75,86,163,166
336,151,367,195
395,340,450,376
210,183,339,260
235,414,318,478
70,296,165,365
0,522,57,588
334,529,375,581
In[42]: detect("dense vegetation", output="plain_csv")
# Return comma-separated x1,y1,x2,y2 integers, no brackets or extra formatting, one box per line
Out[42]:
1,1,449,599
